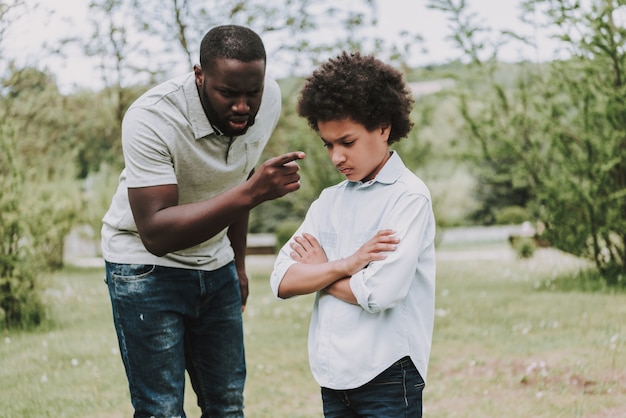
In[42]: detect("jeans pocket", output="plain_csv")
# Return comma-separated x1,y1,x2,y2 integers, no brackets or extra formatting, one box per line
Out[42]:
410,362,426,391
107,263,156,282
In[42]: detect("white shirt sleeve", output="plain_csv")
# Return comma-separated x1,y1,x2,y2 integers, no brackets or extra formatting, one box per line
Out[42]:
350,194,433,313
269,200,320,299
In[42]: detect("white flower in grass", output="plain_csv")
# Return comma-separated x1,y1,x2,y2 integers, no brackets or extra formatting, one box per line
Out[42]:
71,358,79,367
40,374,48,383
435,308,449,317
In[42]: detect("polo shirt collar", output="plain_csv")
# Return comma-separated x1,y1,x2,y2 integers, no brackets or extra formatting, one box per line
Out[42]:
183,73,220,140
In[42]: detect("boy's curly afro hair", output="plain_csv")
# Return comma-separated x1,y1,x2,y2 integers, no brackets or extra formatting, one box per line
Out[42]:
297,51,414,145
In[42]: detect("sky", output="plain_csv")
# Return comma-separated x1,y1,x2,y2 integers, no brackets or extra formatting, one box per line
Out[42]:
4,0,559,94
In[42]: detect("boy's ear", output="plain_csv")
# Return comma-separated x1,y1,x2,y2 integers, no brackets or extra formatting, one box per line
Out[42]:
380,123,391,138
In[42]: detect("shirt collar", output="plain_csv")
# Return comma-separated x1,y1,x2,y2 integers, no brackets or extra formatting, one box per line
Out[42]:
183,73,221,140
349,150,404,188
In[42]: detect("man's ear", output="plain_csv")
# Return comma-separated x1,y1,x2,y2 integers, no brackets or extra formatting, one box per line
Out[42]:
193,64,203,87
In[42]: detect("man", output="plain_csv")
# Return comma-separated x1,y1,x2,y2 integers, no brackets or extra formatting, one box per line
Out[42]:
102,25,304,417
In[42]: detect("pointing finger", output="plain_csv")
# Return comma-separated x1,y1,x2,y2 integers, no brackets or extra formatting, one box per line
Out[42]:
269,151,306,167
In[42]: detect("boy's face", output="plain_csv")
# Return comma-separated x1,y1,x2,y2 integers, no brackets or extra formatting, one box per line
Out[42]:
318,118,391,183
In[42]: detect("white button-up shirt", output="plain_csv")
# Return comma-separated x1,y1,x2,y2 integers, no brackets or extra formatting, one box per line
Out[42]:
270,151,436,390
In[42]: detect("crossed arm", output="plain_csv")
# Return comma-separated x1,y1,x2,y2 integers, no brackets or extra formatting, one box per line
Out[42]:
277,230,399,303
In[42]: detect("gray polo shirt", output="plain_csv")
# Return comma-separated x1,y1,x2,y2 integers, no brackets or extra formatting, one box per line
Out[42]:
101,72,281,270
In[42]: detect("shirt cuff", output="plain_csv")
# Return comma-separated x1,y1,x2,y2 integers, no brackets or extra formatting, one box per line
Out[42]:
350,270,374,312
269,257,297,299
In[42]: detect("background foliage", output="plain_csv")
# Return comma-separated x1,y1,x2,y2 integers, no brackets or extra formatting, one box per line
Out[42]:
0,0,625,329
429,0,626,282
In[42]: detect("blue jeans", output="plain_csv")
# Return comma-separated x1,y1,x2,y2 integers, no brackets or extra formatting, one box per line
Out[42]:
105,261,245,418
321,357,424,418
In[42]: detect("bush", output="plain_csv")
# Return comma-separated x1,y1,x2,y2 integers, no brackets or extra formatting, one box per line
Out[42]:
0,271,45,329
0,126,47,329
536,266,626,293
512,236,536,259
494,206,529,225
274,221,301,252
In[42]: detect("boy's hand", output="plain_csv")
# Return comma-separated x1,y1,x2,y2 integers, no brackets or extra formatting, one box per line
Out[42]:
289,229,399,277
289,233,328,264
342,229,399,275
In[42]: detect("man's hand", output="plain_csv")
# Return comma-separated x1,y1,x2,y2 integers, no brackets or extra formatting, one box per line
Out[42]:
238,271,249,312
248,151,306,203
289,233,328,264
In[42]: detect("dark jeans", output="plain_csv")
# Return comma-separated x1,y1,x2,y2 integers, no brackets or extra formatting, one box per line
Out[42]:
321,357,425,418
105,261,245,418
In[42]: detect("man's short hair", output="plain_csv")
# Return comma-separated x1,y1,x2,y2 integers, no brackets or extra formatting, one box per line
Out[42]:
199,25,266,70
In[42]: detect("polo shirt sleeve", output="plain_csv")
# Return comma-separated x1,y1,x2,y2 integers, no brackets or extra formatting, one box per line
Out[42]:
349,193,434,313
122,106,178,188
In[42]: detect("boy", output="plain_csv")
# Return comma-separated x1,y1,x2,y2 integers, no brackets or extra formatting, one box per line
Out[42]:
270,51,436,417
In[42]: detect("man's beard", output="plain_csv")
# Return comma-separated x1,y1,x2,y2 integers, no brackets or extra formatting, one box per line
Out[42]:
203,96,256,137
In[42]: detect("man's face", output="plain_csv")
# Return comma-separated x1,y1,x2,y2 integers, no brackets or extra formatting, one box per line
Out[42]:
194,58,265,137
317,118,391,183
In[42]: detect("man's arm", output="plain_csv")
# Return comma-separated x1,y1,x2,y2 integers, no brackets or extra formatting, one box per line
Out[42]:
277,230,399,299
227,168,256,311
129,152,305,256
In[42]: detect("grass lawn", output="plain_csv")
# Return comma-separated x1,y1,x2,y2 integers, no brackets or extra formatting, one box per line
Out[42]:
1,243,624,417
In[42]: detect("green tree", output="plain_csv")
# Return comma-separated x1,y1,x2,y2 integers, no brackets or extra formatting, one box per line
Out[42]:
0,122,46,329
129,0,423,76
1,66,85,269
528,0,626,282
431,0,626,282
